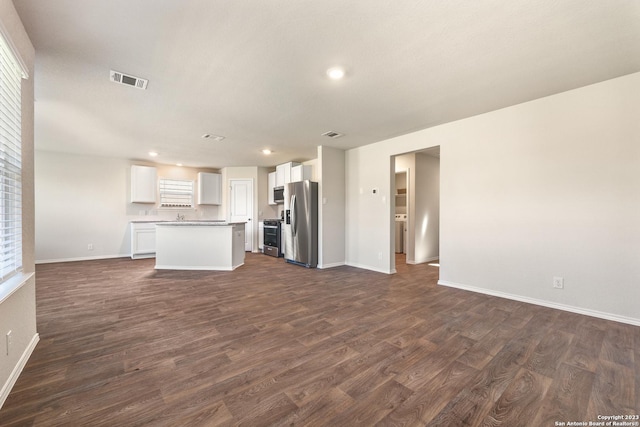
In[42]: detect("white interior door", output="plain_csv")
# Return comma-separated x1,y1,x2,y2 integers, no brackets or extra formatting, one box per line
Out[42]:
229,179,253,251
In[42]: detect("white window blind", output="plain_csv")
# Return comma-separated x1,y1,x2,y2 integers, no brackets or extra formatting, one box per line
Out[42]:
159,178,193,208
0,32,23,282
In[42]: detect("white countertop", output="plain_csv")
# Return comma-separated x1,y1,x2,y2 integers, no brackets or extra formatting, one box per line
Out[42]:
155,221,246,226
131,219,226,224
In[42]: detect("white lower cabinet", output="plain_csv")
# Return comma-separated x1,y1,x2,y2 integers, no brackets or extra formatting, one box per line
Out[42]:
131,222,156,259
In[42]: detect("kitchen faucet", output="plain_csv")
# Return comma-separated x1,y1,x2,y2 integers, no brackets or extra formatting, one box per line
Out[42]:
176,213,185,221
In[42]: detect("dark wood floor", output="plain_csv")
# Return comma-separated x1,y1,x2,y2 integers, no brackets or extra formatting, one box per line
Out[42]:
1,254,638,426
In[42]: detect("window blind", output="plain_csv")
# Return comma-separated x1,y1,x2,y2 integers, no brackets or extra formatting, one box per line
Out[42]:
0,32,23,282
159,179,193,208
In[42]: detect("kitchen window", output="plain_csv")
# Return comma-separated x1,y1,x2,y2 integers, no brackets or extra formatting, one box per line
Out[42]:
159,178,194,208
0,30,27,285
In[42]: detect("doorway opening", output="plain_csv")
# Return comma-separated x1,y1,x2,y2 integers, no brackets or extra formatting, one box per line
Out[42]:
392,146,440,271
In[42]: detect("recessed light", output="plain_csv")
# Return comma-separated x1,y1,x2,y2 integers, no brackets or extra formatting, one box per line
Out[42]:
149,151,158,157
326,66,345,80
262,149,272,155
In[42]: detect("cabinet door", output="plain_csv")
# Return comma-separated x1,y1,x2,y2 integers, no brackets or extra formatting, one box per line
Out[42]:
276,162,301,186
275,164,285,187
268,172,276,205
131,165,157,203
282,163,292,184
197,172,222,205
131,223,156,258
291,165,312,182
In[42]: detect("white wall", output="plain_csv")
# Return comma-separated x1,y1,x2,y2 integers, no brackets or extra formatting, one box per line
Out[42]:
317,146,345,268
0,0,37,407
346,147,393,273
346,71,640,324
35,151,221,262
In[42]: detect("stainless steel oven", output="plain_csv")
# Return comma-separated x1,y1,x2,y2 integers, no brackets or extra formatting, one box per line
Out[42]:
263,219,282,257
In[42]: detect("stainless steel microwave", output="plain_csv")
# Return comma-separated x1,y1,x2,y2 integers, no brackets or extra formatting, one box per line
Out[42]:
273,186,284,204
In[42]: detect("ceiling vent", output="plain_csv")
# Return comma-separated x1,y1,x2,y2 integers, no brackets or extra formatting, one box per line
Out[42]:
110,70,148,90
321,131,344,139
202,133,225,142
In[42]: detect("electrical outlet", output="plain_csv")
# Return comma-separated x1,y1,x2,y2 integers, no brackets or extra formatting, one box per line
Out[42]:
553,276,564,289
88,243,94,251
6,330,12,356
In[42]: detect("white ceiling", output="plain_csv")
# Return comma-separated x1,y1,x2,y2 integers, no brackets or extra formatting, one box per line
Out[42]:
13,0,640,168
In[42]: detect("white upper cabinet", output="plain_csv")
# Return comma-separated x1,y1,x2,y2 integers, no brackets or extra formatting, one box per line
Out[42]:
197,172,222,205
131,165,157,203
291,164,312,182
275,162,300,187
268,171,276,205
275,164,286,187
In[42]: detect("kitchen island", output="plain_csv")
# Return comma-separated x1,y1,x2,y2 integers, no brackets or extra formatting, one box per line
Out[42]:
155,221,246,271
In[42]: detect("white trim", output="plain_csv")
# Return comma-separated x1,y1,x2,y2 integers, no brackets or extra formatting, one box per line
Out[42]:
318,261,346,269
345,262,394,275
0,333,39,409
406,256,439,265
0,272,34,305
0,19,29,79
438,280,640,327
36,254,128,265
154,263,243,271
131,253,155,260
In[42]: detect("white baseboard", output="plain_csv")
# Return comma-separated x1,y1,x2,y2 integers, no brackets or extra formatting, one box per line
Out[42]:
0,333,39,409
406,256,439,265
345,262,393,275
438,280,640,327
155,263,243,271
318,261,346,269
36,254,128,264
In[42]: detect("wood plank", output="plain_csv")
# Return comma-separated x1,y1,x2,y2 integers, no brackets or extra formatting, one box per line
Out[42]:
531,363,595,426
526,329,573,378
587,359,636,416
378,361,478,426
483,368,552,426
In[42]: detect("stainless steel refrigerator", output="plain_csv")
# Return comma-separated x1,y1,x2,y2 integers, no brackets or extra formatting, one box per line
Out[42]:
284,180,318,268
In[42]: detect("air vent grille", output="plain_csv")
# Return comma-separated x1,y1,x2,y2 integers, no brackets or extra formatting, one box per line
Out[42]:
321,131,344,139
110,70,148,90
202,134,225,142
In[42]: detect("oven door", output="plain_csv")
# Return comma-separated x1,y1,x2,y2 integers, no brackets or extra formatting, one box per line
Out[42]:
263,224,280,248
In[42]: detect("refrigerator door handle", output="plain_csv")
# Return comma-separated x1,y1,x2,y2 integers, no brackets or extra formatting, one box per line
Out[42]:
291,194,297,235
